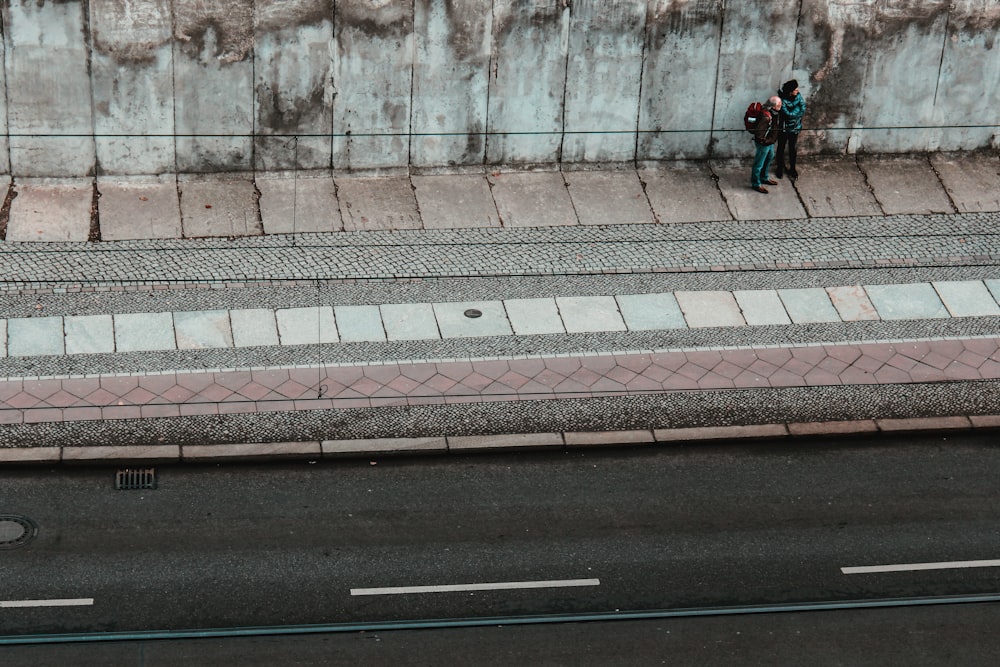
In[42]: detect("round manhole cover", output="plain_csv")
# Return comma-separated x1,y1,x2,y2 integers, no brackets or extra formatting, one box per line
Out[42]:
0,515,37,549
464,309,483,319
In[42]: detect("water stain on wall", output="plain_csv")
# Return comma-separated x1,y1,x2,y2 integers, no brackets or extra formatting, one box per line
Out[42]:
337,0,413,38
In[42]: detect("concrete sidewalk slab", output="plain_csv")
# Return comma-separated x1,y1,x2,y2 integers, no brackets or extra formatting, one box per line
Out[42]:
7,178,92,242
735,290,791,326
230,308,280,348
711,163,807,220
827,286,880,321
446,433,564,451
275,307,339,345
556,296,627,333
64,315,115,355
865,283,950,320
114,312,175,352
179,176,261,238
675,290,745,328
616,293,687,330
336,174,421,231
563,169,655,225
932,280,1000,317
779,288,841,323
504,298,565,336
173,310,234,350
792,156,883,217
380,303,439,341
638,162,731,224
488,170,577,227
334,305,387,342
7,316,64,357
434,301,512,339
857,155,955,215
930,152,1000,212
183,441,322,461
257,172,342,234
412,173,499,230
97,176,182,241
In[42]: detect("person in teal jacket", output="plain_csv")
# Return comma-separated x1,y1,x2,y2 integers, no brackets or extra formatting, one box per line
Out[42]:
775,79,805,180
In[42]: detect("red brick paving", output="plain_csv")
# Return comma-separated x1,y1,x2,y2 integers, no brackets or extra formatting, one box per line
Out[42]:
0,337,997,425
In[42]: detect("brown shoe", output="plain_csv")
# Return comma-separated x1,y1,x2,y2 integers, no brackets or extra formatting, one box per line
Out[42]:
752,185,769,194
764,179,778,185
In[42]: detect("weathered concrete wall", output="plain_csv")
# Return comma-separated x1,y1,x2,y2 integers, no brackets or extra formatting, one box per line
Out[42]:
0,0,997,176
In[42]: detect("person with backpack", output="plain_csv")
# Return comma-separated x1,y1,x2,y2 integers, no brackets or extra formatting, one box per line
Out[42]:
775,80,805,179
746,96,782,194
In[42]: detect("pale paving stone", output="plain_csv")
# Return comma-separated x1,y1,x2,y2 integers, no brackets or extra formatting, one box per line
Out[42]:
115,312,176,352
675,291,745,328
616,293,687,330
336,174,421,231
334,305,386,342
827,286,880,321
987,280,1000,304
257,172,343,234
65,315,115,354
412,173,499,229
778,288,841,323
857,155,954,215
504,298,565,335
639,163,732,224
0,320,6,358
932,280,1000,317
865,283,950,320
7,316,65,357
734,290,791,326
488,171,577,227
97,176,182,241
174,310,234,350
275,307,339,345
556,296,627,333
653,424,788,442
434,301,512,339
8,179,92,242
179,176,261,238
381,303,439,341
563,169,655,225
930,152,1000,213
230,309,280,347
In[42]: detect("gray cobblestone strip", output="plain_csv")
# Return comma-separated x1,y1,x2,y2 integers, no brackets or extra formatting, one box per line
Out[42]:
0,213,998,284
0,381,996,450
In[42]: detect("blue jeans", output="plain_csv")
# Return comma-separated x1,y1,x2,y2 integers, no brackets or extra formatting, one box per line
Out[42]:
751,142,775,187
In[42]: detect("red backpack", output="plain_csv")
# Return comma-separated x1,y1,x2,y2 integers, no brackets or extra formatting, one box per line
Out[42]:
744,102,765,133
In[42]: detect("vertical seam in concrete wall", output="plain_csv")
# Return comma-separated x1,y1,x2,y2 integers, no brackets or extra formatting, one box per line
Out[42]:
0,7,10,177
707,0,727,157
328,1,336,171
251,4,258,176
83,0,98,177
170,0,180,175
557,2,572,163
483,0,495,165
407,0,416,169
931,11,950,110
634,0,650,165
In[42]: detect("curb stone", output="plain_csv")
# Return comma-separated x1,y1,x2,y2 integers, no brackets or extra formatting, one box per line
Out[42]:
1,417,997,465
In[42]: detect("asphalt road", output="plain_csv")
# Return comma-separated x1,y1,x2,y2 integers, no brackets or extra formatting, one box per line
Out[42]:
3,434,1000,644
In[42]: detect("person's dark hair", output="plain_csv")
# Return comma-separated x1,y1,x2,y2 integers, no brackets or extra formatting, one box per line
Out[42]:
781,79,799,98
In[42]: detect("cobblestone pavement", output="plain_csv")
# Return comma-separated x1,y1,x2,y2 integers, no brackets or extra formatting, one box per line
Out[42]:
1,176,999,460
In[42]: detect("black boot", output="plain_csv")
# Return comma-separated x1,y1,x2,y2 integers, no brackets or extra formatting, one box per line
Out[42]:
775,165,784,179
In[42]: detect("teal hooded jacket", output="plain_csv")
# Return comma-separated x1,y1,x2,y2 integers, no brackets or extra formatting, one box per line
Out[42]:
778,91,806,134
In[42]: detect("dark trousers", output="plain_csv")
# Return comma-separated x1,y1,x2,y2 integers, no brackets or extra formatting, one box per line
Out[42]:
776,131,798,174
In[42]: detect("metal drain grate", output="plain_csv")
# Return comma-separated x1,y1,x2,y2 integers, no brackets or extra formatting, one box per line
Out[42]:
115,468,157,490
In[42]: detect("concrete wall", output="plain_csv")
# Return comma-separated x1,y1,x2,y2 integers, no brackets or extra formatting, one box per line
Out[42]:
0,0,997,177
